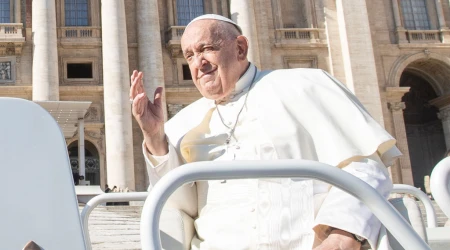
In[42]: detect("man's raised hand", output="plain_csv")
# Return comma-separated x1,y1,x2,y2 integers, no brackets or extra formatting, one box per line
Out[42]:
129,70,168,155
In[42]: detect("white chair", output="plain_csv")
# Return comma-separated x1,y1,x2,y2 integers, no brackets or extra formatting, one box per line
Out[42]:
428,157,450,249
431,157,450,220
0,98,86,250
140,160,431,250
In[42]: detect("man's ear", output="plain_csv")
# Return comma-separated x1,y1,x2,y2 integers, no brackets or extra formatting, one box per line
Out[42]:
236,35,249,60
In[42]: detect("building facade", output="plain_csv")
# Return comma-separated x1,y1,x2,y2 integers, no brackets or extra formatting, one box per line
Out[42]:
1,0,449,192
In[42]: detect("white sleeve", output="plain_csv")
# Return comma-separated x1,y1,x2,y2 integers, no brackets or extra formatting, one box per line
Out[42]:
313,153,393,249
142,141,183,189
142,141,198,218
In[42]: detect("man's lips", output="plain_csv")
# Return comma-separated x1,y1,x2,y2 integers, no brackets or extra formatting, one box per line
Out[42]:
197,68,217,79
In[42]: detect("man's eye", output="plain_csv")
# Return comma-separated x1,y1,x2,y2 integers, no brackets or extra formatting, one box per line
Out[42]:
203,46,213,51
186,55,193,61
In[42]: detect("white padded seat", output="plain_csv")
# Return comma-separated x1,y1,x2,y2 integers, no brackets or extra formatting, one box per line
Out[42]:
160,208,195,250
0,98,86,250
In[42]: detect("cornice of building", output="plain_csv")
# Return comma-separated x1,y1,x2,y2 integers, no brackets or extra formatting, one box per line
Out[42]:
60,86,104,97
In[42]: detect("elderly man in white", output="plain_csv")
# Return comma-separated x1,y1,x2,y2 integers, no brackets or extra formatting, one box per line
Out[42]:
130,14,400,250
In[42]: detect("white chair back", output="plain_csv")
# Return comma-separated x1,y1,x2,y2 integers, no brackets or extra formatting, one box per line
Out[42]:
430,156,450,219
0,98,86,250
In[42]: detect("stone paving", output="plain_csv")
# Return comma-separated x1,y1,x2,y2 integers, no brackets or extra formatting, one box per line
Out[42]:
81,206,143,250
82,201,448,250
418,199,448,227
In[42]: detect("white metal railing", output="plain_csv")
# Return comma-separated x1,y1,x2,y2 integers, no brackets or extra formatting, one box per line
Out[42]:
275,28,321,43
392,184,437,228
140,160,430,250
0,23,23,39
59,27,101,38
167,26,186,41
80,192,149,250
406,30,440,43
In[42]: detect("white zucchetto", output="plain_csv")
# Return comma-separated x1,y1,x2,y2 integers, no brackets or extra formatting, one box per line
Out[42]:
186,14,243,34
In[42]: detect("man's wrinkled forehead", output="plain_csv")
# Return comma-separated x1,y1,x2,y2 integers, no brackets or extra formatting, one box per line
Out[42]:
185,14,242,34
181,21,212,50
181,19,223,52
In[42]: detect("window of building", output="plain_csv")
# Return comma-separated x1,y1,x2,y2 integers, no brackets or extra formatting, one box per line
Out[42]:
283,57,317,69
176,0,204,26
279,0,308,28
65,0,89,26
176,58,194,84
401,0,430,30
182,64,192,80
67,63,93,79
63,58,98,84
0,0,10,23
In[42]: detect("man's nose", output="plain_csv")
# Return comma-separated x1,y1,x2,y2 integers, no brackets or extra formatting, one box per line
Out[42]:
192,53,207,68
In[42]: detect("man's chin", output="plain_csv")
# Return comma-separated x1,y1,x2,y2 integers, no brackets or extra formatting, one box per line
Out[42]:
198,83,223,99
203,93,224,100
199,89,227,100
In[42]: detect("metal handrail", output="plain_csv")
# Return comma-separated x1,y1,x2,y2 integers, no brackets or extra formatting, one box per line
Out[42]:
140,160,430,250
80,192,149,250
392,184,437,228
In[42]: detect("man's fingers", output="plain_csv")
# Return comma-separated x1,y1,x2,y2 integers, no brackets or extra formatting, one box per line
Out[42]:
134,72,144,97
129,70,139,99
130,70,138,84
153,87,164,109
136,72,144,94
147,87,163,118
129,71,144,100
132,92,147,116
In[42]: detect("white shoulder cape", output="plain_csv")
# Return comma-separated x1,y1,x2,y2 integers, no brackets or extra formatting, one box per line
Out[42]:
164,68,401,167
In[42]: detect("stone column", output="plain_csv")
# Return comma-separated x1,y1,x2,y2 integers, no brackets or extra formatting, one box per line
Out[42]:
78,118,86,180
211,0,218,14
391,0,408,43
431,95,450,149
435,0,447,29
32,0,59,101
434,0,450,43
221,1,228,16
101,0,135,190
137,0,167,118
167,0,174,26
304,0,315,28
391,0,402,27
388,101,414,185
14,0,20,23
386,87,413,185
91,0,101,27
229,0,261,68
324,0,345,81
331,0,384,124
438,106,450,149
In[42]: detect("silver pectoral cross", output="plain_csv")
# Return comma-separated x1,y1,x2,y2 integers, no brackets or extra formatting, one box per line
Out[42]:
225,128,236,145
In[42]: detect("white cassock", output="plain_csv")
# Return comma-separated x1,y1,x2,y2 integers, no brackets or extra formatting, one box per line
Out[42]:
144,64,401,250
